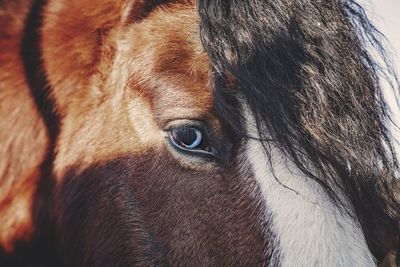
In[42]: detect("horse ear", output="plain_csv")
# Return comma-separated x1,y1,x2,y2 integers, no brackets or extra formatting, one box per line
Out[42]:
41,0,182,113
41,0,126,113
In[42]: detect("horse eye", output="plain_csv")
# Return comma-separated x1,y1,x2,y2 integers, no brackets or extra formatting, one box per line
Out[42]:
170,127,204,150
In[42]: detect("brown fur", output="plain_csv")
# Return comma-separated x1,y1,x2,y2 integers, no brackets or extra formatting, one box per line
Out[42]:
0,0,48,252
1,0,396,265
42,1,216,176
1,0,267,265
49,3,267,264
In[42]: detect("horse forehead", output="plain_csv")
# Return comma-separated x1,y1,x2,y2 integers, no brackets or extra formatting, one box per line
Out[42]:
120,6,213,116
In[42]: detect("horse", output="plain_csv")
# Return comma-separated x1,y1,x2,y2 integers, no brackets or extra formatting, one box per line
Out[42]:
0,0,399,266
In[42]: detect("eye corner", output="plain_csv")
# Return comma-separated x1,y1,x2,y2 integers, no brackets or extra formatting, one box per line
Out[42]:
167,125,213,154
163,119,232,169
164,120,219,160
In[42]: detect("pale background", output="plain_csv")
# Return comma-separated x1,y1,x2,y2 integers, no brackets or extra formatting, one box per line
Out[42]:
359,0,400,150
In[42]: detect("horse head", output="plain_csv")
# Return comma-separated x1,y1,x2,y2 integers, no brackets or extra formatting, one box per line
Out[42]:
0,0,399,266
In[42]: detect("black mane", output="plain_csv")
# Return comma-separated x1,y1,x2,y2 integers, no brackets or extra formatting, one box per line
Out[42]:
198,0,400,261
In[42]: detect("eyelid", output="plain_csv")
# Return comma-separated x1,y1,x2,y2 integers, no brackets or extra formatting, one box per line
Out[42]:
168,127,209,152
163,119,232,169
164,119,209,132
167,131,216,158
165,121,217,159
171,127,203,149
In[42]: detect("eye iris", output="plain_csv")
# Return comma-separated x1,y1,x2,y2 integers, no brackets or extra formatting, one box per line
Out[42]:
172,127,202,149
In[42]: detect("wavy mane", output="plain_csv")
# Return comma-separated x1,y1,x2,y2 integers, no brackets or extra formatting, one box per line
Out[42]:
198,0,400,260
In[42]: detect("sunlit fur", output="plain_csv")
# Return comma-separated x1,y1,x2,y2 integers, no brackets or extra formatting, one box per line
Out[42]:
0,0,399,266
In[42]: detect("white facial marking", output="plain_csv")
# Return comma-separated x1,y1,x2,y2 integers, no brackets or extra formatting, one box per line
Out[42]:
244,109,376,267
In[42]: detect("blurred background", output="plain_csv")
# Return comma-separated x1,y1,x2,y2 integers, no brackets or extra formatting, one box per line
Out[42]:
362,0,399,68
359,0,400,151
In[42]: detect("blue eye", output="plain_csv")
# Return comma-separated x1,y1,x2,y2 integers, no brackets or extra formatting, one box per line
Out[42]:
170,127,203,150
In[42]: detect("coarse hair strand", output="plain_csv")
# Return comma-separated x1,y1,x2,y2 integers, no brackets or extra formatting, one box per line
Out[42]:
198,0,400,262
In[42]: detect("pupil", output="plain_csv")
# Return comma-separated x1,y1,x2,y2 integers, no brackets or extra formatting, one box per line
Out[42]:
173,127,202,148
176,128,196,145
